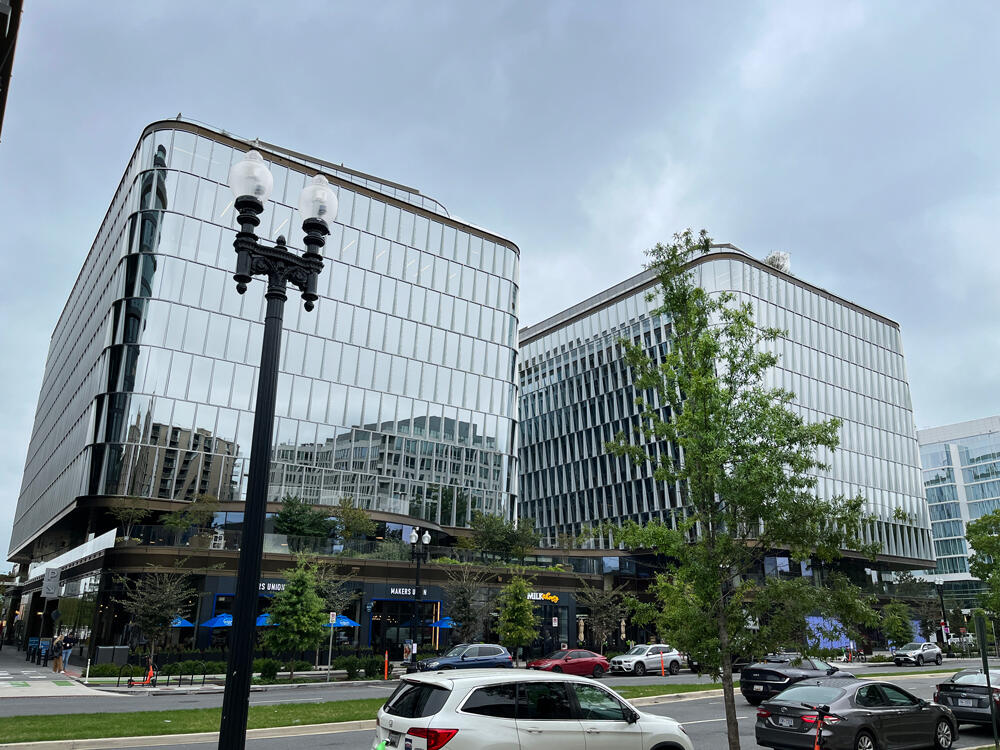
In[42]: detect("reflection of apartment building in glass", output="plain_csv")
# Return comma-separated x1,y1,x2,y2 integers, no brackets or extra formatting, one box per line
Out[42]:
9,118,520,566
917,416,1000,608
520,245,934,570
268,416,503,519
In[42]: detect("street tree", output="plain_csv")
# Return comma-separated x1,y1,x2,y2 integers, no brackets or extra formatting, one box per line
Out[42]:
881,602,914,647
497,575,539,665
443,565,496,643
966,509,1000,617
114,562,195,662
263,557,326,678
274,495,332,539
606,230,877,750
313,559,359,617
576,578,626,653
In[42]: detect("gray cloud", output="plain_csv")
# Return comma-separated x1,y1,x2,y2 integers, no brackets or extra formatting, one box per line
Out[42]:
2,1,998,556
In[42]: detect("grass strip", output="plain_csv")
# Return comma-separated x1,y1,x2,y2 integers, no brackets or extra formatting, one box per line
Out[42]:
0,698,385,744
865,669,954,677
617,681,733,699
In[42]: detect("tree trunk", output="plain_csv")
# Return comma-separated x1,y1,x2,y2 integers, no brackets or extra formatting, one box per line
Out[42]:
718,599,741,750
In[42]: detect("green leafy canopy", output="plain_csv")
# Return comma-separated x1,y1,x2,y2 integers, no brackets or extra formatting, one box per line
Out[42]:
263,557,327,678
605,230,878,750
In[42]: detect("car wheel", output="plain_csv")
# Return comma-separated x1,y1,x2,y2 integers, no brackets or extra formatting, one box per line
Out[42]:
935,653,942,665
551,666,562,673
854,730,877,750
668,660,680,675
894,660,901,667
917,655,924,666
634,662,646,676
592,665,604,678
934,719,954,749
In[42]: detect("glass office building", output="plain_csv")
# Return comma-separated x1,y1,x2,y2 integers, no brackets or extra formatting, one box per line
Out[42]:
917,416,1000,604
9,119,520,562
519,245,934,567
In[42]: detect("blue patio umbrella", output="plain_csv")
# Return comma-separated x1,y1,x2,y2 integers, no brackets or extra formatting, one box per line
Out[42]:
429,617,459,629
255,613,276,627
200,613,233,628
323,615,361,628
170,617,194,628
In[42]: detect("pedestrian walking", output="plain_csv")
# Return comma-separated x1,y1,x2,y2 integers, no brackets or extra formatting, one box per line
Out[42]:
51,634,64,673
61,632,77,673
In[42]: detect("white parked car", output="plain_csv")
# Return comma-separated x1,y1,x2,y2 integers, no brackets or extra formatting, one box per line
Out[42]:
893,641,943,666
610,644,684,676
371,668,694,750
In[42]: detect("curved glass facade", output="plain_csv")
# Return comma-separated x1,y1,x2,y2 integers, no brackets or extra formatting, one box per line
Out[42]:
11,121,519,556
519,248,933,564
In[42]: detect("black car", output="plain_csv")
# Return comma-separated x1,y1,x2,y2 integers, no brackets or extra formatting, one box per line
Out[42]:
934,668,1000,729
740,655,853,705
686,652,754,674
756,678,958,750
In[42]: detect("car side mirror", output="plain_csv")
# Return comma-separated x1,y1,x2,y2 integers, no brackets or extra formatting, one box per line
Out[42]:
827,667,838,675
461,653,467,660
918,699,928,708
627,709,640,724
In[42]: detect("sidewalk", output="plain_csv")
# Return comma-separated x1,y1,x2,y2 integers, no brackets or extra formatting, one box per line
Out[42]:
0,645,105,698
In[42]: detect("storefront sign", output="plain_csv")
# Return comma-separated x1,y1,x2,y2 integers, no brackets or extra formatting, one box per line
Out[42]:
259,582,286,592
389,587,428,597
527,591,559,604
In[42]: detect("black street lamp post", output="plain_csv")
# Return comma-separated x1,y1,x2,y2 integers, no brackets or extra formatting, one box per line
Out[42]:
408,527,431,668
217,151,337,750
935,578,948,643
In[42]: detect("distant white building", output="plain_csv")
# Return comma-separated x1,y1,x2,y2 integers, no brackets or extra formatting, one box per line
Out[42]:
917,415,1000,608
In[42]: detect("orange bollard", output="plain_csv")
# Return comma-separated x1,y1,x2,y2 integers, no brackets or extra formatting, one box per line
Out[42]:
384,650,389,680
660,653,665,676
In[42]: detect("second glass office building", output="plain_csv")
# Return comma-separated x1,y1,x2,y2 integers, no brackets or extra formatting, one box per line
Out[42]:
519,245,933,567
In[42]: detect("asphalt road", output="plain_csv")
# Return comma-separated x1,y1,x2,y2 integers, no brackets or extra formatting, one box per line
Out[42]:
0,671,726,717
1,659,995,719
111,673,1000,750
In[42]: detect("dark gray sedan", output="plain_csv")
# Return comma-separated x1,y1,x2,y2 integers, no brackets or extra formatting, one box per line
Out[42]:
755,678,958,750
934,668,1000,729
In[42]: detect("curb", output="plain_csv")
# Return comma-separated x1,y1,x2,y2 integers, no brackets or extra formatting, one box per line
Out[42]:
86,676,400,695
631,689,725,706
0,720,377,749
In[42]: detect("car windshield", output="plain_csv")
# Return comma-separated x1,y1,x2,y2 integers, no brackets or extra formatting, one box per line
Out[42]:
441,645,468,658
953,671,1000,685
771,685,846,705
626,647,647,655
543,651,568,660
900,643,921,651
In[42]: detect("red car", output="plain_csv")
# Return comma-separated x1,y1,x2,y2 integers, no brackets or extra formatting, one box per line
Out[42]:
526,649,610,678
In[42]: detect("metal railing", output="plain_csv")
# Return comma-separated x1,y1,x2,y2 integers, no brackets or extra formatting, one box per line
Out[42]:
121,526,604,573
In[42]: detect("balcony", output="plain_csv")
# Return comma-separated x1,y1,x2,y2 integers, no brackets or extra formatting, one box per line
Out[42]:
120,525,604,574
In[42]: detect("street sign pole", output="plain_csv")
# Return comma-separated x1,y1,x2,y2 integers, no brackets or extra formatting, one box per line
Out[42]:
974,612,999,750
326,612,336,683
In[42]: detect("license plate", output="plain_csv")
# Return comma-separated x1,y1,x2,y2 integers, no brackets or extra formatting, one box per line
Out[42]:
381,730,401,747
777,716,794,727
958,698,976,707
753,684,764,692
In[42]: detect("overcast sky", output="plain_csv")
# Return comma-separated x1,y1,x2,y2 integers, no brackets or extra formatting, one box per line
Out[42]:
2,1,998,559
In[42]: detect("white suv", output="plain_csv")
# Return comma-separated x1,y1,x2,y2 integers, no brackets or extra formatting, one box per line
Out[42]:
371,668,693,750
610,644,684,676
893,641,943,666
